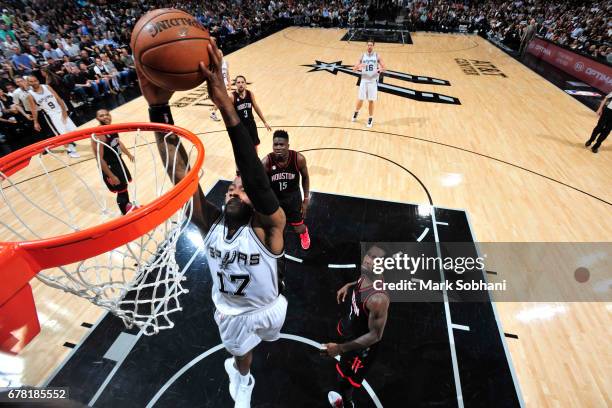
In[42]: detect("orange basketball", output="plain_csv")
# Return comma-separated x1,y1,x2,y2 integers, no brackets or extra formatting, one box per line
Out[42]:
131,9,211,91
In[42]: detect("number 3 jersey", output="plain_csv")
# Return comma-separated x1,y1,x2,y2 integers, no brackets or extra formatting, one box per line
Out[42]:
204,216,284,315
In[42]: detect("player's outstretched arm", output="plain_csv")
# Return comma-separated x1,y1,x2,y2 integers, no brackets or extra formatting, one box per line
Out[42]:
323,293,389,357
200,41,285,255
297,153,310,217
135,63,221,234
250,92,271,131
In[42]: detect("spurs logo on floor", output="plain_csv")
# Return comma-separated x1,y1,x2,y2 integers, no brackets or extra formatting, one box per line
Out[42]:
302,60,461,105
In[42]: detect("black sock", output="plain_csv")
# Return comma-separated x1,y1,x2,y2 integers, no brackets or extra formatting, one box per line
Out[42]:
117,191,130,214
339,378,354,407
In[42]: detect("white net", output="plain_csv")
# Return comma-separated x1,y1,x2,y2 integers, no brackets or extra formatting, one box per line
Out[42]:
0,127,202,335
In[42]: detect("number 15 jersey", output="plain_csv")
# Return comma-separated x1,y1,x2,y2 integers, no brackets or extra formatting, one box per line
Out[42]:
204,216,284,315
265,150,301,197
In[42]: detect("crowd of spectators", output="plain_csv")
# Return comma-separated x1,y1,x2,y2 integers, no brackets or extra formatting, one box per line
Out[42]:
0,0,372,155
0,0,609,155
404,1,611,62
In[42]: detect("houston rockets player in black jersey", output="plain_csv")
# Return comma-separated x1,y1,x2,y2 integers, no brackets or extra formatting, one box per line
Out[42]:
232,75,271,148
262,130,311,250
91,108,136,215
322,245,390,408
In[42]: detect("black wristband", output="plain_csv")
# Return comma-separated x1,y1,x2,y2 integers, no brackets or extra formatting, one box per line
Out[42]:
148,104,174,125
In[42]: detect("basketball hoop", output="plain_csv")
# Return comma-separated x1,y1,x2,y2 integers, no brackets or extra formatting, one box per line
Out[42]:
0,123,205,353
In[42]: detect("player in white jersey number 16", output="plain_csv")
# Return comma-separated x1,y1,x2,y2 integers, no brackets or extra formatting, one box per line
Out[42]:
351,40,385,129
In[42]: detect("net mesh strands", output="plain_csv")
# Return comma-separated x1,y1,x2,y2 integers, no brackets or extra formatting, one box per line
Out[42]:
0,125,204,335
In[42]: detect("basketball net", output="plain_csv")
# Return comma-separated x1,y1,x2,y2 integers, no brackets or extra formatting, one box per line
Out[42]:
0,124,204,337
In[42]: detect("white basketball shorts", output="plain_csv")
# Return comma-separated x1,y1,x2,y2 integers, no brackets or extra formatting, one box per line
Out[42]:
45,112,77,135
358,80,378,101
214,294,288,356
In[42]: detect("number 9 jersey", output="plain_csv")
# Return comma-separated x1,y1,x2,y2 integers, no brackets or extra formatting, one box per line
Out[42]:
203,215,284,316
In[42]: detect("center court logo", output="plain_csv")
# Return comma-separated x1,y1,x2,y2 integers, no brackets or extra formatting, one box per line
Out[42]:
303,60,461,105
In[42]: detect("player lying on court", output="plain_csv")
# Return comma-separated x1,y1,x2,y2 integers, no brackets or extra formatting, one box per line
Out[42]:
91,109,136,215
262,130,312,250
136,40,287,408
322,244,390,408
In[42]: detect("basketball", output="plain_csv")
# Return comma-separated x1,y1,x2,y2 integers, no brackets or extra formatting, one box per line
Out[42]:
130,9,211,91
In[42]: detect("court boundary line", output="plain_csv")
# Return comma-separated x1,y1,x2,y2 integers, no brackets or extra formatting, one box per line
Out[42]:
87,244,204,407
431,207,464,408
281,26,480,54
40,309,110,388
298,147,433,204
144,333,384,408
464,211,526,407
6,126,608,207
199,126,611,207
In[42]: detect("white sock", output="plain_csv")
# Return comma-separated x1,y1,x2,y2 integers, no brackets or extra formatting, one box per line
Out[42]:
239,372,250,385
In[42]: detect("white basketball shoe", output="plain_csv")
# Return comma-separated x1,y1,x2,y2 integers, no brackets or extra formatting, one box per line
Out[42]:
234,374,255,408
224,358,239,400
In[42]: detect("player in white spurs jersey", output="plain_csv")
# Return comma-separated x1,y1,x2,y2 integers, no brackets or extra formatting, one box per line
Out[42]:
351,40,385,128
26,76,80,158
210,48,231,122
137,41,286,408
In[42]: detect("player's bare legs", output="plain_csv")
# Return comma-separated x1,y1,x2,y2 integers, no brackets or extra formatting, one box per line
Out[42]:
235,351,253,375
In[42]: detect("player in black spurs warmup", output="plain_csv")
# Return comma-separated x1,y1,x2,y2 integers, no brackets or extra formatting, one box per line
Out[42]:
233,75,271,149
262,130,311,250
322,245,390,408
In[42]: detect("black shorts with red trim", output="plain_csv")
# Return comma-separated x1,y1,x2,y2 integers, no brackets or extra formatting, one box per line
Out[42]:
278,191,303,226
103,158,132,193
336,344,380,388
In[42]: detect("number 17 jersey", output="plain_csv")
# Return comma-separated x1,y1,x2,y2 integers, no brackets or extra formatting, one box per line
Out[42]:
204,216,284,315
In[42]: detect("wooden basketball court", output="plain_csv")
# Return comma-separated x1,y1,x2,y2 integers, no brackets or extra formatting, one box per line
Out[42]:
2,28,610,407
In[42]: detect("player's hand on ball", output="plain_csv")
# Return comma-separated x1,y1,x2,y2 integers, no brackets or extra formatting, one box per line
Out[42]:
135,64,174,106
198,41,232,109
321,343,341,357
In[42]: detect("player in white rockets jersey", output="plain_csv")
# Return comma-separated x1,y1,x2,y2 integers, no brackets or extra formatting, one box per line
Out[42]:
210,48,231,122
26,76,80,158
351,40,385,128
136,41,286,408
